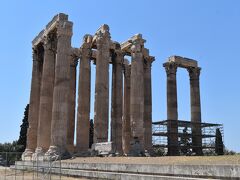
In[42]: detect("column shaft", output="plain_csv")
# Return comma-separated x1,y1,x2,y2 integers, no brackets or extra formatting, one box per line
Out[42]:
164,62,179,156
188,67,202,155
122,62,131,155
144,59,153,152
48,21,73,156
24,47,43,156
94,26,110,143
67,59,77,153
76,36,92,153
130,37,145,154
111,49,123,154
36,36,56,153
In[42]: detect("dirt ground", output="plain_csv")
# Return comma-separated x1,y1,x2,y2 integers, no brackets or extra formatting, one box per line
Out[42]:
0,168,88,180
64,155,240,165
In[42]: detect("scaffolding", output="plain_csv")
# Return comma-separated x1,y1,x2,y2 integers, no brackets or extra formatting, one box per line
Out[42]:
152,120,224,155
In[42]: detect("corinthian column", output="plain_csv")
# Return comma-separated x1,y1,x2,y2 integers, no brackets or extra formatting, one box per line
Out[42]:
94,25,111,143
22,46,43,160
188,67,203,155
129,34,145,155
76,35,92,153
144,56,154,152
122,60,131,155
67,58,78,153
34,34,56,158
163,62,179,156
111,44,123,154
45,21,73,159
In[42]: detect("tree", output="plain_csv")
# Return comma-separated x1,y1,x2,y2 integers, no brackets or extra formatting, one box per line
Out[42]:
17,104,29,152
215,128,224,155
179,127,191,155
89,119,94,148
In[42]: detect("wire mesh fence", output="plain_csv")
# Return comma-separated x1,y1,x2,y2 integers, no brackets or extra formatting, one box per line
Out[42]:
0,152,74,180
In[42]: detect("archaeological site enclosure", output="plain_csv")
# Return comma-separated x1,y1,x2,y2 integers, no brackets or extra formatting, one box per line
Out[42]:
22,13,223,160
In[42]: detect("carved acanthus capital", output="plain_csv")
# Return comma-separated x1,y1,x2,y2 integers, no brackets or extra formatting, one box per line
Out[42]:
96,24,111,45
144,56,155,70
187,67,201,80
70,58,78,67
163,62,178,75
43,33,57,52
56,21,73,38
80,34,92,59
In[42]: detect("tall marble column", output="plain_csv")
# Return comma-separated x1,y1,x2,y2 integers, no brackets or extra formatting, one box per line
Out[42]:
122,60,131,155
22,46,43,159
76,35,92,153
144,57,154,152
35,34,56,156
188,67,203,155
46,21,73,158
67,58,78,153
111,45,123,154
129,35,145,154
94,25,111,143
164,62,179,156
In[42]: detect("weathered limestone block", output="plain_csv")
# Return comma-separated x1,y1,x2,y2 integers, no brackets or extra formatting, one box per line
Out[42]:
111,43,123,154
94,25,111,143
91,142,115,156
22,46,43,160
76,35,92,153
168,56,198,68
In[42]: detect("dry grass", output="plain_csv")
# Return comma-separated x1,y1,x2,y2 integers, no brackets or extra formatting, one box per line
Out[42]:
64,155,240,165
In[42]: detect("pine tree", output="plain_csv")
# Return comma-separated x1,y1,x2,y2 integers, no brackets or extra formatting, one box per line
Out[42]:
89,119,94,148
215,128,224,155
17,104,29,152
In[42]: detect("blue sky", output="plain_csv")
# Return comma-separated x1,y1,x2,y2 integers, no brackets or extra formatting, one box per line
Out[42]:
0,0,239,152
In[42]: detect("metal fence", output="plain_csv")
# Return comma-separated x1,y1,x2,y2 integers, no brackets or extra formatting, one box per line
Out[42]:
0,152,68,180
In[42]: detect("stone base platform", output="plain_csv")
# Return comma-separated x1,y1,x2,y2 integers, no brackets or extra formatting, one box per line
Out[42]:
14,156,240,179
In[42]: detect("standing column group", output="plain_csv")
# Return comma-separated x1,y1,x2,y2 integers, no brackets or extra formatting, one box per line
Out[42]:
163,56,203,156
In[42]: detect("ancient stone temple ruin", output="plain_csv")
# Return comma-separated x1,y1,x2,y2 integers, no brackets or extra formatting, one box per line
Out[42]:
22,13,154,160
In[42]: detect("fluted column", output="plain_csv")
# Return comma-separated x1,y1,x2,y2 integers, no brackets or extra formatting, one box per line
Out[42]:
130,35,145,154
111,45,123,154
23,46,43,159
144,57,154,152
76,35,92,153
188,67,203,155
94,25,111,143
67,58,78,153
122,60,131,155
35,34,56,156
164,62,179,156
46,21,73,158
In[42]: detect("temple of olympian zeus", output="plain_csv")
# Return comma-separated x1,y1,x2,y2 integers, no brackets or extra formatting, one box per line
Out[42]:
22,13,204,159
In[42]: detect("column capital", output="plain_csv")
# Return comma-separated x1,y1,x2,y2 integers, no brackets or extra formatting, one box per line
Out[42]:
56,21,73,37
188,67,201,80
96,24,111,45
163,62,178,75
144,56,155,70
43,33,57,52
80,35,92,59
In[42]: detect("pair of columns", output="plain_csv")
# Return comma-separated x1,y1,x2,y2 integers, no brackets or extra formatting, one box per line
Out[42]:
24,20,73,159
164,62,202,156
